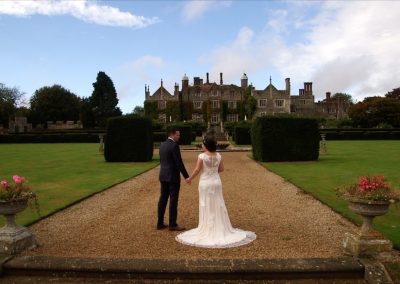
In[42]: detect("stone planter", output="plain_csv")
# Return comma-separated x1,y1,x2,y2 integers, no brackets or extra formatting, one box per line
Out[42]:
343,198,393,257
0,199,37,255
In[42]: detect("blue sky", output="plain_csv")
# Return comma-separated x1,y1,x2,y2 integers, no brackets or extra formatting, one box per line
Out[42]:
1,0,400,114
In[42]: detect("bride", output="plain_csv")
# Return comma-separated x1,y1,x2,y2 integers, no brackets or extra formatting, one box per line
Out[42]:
176,134,256,248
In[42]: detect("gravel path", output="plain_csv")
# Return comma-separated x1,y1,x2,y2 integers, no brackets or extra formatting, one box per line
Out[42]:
23,151,358,260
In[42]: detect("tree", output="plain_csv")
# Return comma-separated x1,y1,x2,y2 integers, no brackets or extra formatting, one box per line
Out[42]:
385,87,400,100
0,83,25,127
348,96,400,127
90,71,122,127
132,106,145,117
29,85,81,126
243,86,257,120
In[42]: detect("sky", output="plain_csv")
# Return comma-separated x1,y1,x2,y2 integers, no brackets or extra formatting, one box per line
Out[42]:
1,0,400,114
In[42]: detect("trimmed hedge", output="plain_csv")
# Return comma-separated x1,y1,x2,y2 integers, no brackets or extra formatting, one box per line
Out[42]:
0,133,101,143
320,128,400,140
104,116,153,162
234,124,252,145
251,117,320,162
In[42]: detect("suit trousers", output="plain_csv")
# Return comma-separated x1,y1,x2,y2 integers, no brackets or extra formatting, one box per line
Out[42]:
157,181,180,227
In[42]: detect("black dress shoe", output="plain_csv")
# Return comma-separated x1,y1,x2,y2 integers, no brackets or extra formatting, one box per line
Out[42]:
156,224,168,230
169,225,185,231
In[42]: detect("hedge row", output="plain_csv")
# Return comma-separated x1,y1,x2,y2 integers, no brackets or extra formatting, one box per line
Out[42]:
251,117,319,162
320,129,400,140
104,116,153,162
0,133,101,143
234,124,252,145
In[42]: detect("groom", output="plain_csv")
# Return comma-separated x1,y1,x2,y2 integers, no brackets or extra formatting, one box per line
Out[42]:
157,127,189,231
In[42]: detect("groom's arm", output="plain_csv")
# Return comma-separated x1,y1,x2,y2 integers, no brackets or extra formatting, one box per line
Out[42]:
172,143,189,179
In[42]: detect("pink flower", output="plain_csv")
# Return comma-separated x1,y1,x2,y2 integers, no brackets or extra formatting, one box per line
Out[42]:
12,175,25,184
0,180,8,188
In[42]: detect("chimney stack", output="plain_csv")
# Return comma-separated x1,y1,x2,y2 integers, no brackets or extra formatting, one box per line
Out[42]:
326,92,331,100
206,72,209,84
220,72,223,85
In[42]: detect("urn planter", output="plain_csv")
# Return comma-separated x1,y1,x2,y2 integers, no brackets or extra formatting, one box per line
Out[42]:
343,198,393,257
0,199,37,255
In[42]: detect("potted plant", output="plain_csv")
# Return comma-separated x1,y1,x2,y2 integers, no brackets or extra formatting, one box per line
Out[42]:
338,175,399,256
0,175,39,254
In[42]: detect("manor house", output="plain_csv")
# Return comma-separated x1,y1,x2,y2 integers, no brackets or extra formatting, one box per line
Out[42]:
144,72,338,124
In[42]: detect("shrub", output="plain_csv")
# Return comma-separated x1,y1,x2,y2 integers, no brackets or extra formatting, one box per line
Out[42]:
167,124,192,145
251,117,319,162
104,116,153,162
234,123,252,145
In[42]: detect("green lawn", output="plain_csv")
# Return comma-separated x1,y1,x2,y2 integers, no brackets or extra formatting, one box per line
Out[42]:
262,140,400,249
0,143,159,226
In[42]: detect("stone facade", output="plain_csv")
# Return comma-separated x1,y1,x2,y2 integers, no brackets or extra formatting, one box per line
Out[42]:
144,72,345,123
8,117,33,133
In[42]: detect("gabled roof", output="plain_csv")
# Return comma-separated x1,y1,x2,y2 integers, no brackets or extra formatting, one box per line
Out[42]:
264,83,278,92
152,85,173,98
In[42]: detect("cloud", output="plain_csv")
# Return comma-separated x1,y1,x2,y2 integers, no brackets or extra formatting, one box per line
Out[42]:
182,0,232,22
0,0,160,28
275,1,400,100
200,1,400,101
198,26,285,85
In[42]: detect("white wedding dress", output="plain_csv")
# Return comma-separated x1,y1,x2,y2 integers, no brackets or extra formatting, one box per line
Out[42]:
176,153,256,248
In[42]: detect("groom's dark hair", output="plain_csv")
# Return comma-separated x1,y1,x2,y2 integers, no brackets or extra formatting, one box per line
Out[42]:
203,134,217,152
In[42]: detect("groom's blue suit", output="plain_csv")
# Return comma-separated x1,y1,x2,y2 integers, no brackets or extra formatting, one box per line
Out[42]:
157,138,189,228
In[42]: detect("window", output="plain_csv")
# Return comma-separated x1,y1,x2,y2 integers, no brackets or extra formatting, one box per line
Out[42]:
228,101,237,109
158,101,166,109
230,91,235,99
227,114,238,122
259,99,267,107
195,90,201,98
211,90,218,97
300,100,306,105
211,113,220,123
275,99,284,107
192,113,203,122
158,113,166,123
193,101,202,109
259,112,267,117
211,100,220,108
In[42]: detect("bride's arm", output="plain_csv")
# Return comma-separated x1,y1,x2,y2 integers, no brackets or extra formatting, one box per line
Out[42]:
187,157,203,183
218,159,224,173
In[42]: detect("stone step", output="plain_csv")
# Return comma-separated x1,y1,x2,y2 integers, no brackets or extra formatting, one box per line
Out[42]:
1,256,366,283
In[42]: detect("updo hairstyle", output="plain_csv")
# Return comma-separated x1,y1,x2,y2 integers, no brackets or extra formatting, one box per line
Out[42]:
202,134,217,152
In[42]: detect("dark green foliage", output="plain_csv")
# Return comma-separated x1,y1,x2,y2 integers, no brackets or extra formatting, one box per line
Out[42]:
167,124,192,145
104,116,153,162
234,123,252,145
251,117,319,162
153,131,167,142
29,85,80,126
348,96,400,128
183,121,207,136
90,71,122,128
166,101,181,122
144,101,158,119
320,128,400,140
0,132,101,143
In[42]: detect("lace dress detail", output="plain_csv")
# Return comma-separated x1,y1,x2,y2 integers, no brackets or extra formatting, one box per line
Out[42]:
176,153,256,248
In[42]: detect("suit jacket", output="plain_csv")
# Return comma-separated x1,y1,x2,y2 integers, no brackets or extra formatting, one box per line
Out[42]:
159,138,189,183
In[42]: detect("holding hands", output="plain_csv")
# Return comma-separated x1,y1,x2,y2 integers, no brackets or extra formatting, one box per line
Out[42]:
185,177,191,185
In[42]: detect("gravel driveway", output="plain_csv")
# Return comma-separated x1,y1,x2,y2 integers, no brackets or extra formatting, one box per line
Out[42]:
23,151,358,260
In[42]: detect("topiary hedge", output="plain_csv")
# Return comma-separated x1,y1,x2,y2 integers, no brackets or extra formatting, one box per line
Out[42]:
251,117,319,162
234,123,252,145
104,116,153,162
